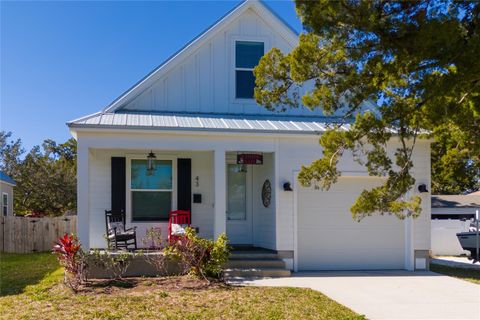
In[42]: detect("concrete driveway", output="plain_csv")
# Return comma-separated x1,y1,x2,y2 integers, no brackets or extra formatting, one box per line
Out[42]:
233,270,480,320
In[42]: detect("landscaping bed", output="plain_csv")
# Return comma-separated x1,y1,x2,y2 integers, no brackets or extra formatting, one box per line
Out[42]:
0,253,363,319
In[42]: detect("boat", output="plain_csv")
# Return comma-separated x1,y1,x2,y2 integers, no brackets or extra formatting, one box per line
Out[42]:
456,222,480,263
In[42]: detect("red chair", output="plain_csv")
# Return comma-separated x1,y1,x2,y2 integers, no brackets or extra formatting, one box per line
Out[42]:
168,210,191,244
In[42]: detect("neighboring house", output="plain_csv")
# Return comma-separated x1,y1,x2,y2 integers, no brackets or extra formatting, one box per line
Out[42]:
431,195,480,256
67,0,431,271
0,172,16,216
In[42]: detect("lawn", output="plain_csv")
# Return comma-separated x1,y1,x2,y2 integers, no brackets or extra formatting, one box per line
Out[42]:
0,253,363,320
430,263,480,285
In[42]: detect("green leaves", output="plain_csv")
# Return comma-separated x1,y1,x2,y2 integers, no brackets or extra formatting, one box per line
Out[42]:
255,1,480,220
0,131,77,215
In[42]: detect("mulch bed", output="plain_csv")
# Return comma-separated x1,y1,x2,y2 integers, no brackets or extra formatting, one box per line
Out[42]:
77,276,228,295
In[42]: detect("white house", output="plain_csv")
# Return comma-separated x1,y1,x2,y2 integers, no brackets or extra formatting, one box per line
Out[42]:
0,172,16,216
68,0,431,271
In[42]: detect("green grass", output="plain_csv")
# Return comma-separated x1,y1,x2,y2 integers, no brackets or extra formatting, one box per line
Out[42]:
0,252,62,296
0,253,363,320
430,263,480,285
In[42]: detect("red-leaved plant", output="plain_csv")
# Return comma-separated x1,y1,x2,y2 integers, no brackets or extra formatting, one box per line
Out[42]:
52,233,86,291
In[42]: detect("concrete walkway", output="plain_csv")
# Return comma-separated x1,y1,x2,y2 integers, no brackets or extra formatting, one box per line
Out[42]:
232,270,480,320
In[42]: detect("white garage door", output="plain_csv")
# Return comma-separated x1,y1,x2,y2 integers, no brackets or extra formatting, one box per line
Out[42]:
297,177,405,270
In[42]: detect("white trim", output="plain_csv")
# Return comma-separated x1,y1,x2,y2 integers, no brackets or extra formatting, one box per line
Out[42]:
126,155,177,223
0,181,16,187
70,126,322,139
292,170,299,272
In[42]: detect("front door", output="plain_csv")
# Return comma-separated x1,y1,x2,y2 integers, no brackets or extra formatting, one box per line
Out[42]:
226,164,253,244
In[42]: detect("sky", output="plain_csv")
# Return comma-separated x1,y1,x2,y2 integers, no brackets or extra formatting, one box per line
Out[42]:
1,0,302,151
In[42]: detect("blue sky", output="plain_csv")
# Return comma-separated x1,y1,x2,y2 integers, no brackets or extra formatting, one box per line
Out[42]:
1,1,302,151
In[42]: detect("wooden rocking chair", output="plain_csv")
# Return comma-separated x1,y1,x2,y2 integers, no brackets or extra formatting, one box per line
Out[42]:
105,210,137,250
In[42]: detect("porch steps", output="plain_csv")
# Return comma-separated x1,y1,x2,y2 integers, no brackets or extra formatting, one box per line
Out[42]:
223,267,291,278
223,248,291,279
226,258,286,269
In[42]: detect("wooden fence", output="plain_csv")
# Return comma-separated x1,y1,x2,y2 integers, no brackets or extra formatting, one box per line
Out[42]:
0,215,77,253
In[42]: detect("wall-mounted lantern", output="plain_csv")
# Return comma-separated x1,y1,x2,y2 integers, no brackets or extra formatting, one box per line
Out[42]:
283,182,293,191
418,184,429,193
147,150,156,173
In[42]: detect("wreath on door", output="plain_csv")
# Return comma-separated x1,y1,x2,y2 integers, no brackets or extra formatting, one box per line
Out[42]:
262,179,272,208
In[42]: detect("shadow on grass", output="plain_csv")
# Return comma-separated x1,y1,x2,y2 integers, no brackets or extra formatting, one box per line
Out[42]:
0,252,61,297
430,264,480,284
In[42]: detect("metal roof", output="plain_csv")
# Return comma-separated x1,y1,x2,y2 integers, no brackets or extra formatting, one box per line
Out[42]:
0,172,16,186
431,195,480,208
68,112,351,134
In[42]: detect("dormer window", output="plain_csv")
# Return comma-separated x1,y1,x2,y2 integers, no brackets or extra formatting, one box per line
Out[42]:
235,41,264,99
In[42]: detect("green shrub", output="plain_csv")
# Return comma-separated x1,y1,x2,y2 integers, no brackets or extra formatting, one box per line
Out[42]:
164,227,230,279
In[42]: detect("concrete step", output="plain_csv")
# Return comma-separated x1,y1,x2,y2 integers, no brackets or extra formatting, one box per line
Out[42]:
229,252,279,260
223,267,291,278
225,259,286,269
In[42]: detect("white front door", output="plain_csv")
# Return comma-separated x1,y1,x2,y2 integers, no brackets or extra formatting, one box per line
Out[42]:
226,164,253,244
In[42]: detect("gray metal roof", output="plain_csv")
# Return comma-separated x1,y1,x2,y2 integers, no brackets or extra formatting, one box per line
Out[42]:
431,195,480,208
68,112,351,134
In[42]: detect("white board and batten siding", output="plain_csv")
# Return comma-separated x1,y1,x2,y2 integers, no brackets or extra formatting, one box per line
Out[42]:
118,8,317,117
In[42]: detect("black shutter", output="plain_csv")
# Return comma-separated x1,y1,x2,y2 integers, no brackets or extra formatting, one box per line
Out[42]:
177,158,192,211
111,157,126,213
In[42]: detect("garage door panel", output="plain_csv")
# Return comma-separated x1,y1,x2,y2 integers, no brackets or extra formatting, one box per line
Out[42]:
299,228,404,250
299,211,403,228
299,248,404,270
297,177,405,270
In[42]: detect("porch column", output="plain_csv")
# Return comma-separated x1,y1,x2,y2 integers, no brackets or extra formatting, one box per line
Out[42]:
77,143,90,249
404,216,414,271
213,149,226,239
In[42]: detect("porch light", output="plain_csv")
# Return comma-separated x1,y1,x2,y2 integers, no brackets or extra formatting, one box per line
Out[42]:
147,150,156,173
418,184,429,193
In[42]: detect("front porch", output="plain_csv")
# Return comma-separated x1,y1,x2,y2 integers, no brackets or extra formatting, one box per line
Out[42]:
87,246,290,279
79,146,277,252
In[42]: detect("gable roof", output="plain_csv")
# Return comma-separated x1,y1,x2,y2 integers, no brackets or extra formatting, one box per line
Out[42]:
431,195,480,208
0,172,16,186
100,0,298,115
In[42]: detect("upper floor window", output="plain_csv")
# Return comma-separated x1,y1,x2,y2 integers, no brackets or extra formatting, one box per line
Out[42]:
235,41,264,99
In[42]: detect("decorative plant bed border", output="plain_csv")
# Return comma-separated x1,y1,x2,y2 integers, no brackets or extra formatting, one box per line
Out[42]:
87,250,181,279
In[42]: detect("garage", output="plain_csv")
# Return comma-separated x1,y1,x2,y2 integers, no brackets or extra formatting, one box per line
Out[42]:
296,177,406,270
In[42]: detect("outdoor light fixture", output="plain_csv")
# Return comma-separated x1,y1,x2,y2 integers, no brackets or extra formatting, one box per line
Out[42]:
283,182,293,191
418,184,429,193
147,150,156,173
